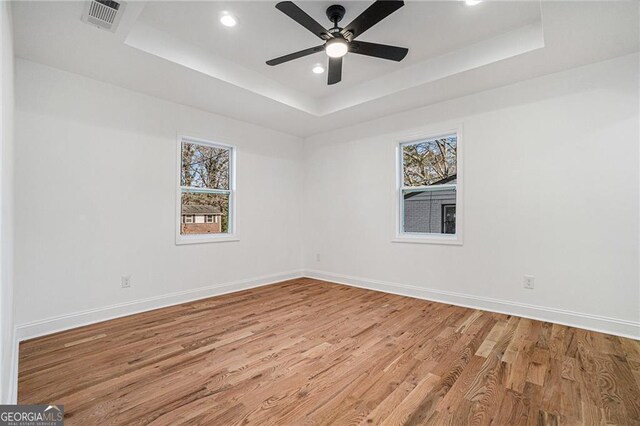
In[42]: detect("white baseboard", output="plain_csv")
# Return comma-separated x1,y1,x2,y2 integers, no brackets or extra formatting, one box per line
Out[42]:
304,269,640,340
15,270,304,343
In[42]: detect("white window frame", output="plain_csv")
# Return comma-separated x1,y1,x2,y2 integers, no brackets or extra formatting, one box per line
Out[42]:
176,135,238,245
393,126,464,245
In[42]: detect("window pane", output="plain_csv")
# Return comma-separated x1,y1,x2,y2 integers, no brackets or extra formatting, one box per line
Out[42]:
403,188,456,234
181,192,229,235
181,142,230,190
402,135,457,187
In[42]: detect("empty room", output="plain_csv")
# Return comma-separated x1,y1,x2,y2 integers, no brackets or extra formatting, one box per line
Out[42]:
0,0,639,424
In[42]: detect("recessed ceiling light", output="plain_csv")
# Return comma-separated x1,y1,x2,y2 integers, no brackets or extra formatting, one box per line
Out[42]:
465,0,481,5
312,64,325,74
219,12,237,27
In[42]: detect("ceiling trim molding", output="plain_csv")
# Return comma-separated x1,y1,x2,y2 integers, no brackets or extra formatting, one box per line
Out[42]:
125,17,544,118
319,19,545,115
125,21,321,115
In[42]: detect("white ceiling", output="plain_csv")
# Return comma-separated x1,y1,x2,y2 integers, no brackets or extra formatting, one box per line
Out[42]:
11,1,640,137
137,1,541,98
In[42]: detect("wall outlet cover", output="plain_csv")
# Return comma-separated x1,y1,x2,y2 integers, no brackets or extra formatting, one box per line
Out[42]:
524,275,535,290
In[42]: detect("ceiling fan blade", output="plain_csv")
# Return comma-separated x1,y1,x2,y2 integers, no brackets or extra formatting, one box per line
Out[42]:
349,41,408,61
275,1,331,40
266,45,324,66
342,1,404,40
328,56,342,85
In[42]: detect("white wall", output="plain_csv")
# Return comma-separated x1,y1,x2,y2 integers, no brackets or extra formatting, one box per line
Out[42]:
0,0,14,404
13,59,304,336
303,54,640,338
10,51,640,345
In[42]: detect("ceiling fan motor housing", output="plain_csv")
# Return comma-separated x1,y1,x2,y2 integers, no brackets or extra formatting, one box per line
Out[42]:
326,4,346,26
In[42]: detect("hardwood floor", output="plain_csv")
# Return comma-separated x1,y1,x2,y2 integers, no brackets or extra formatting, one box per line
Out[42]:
18,278,640,425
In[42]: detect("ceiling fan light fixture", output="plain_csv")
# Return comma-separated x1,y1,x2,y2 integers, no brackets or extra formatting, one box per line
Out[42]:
325,38,348,58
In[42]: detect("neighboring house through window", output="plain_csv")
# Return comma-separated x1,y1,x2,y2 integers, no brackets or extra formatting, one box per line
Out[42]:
396,131,462,244
177,136,236,244
442,204,456,234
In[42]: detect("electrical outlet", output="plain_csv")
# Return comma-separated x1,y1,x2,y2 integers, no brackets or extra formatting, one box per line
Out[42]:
524,275,535,290
121,275,131,288
316,254,321,262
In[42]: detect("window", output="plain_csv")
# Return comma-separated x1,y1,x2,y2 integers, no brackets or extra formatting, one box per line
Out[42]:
396,131,462,244
177,136,236,244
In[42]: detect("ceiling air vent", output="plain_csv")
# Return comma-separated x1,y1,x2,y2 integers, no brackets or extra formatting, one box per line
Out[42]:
82,0,126,32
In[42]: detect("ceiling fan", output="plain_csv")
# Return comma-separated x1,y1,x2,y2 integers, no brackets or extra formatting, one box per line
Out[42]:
266,1,409,85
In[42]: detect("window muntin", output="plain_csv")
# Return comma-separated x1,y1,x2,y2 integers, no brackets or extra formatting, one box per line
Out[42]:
179,138,234,241
399,134,458,237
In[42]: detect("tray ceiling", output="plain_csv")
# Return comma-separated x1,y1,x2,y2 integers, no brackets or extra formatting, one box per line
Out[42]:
11,1,639,136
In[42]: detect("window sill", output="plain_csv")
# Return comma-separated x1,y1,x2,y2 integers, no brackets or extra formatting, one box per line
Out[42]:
176,235,240,245
392,234,463,246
